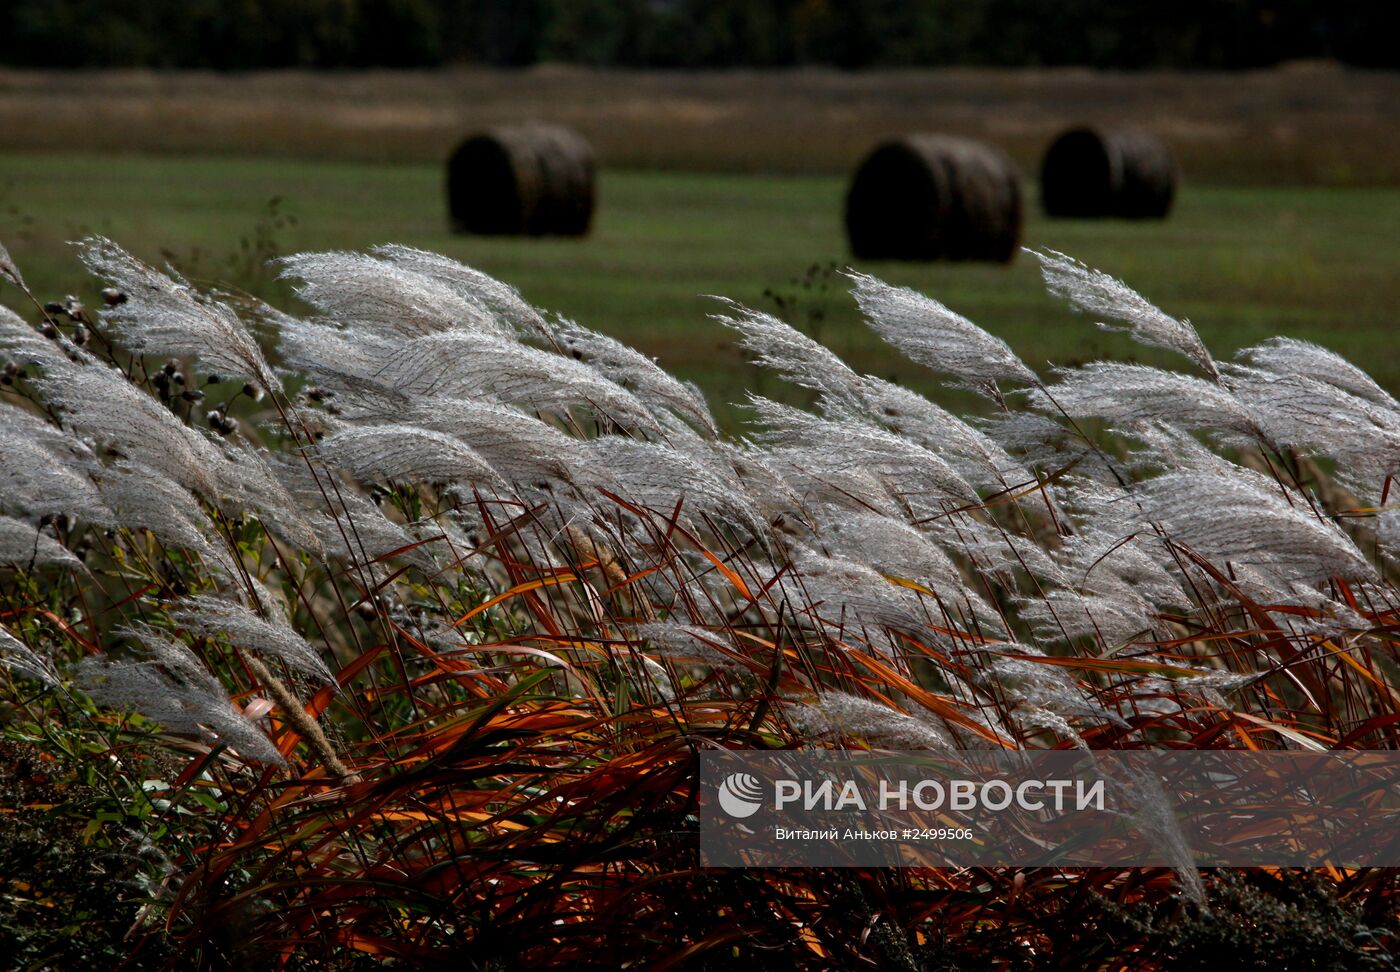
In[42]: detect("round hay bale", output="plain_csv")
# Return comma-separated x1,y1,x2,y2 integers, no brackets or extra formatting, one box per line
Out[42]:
845,135,1023,263
447,123,596,236
1040,128,1176,219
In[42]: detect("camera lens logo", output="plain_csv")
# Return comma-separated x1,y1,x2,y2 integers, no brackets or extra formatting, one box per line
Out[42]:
717,772,765,818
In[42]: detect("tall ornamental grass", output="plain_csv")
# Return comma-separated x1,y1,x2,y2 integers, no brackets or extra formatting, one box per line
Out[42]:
1,237,1397,968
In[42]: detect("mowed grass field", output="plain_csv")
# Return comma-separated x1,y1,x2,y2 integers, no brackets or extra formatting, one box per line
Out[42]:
3,151,1399,424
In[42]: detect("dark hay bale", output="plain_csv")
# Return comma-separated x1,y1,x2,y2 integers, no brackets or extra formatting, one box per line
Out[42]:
1040,127,1177,219
447,123,595,236
845,135,1023,263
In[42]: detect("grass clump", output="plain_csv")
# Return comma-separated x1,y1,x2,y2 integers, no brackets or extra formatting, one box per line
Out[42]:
0,236,1397,967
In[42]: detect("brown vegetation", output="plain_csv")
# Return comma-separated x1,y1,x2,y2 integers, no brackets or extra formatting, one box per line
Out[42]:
0,64,1397,183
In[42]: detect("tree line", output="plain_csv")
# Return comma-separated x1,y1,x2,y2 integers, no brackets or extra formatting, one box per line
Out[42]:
3,0,1393,70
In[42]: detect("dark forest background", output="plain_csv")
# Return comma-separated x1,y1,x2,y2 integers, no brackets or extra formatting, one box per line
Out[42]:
3,0,1395,71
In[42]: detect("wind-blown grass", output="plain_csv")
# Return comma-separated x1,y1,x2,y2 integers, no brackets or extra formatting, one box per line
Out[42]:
1,238,1398,968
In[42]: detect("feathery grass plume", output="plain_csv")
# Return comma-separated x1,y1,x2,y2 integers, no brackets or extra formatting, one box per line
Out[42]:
1034,363,1257,440
94,461,232,574
1016,586,1160,648
777,544,940,643
713,442,807,524
1136,468,1372,586
278,250,512,340
0,405,109,521
78,237,280,391
373,397,590,487
812,506,1002,633
0,516,82,570
1034,249,1218,377
1228,369,1400,500
1239,336,1400,409
0,399,98,462
585,436,762,535
749,396,980,509
925,513,1060,584
79,626,285,765
364,331,662,431
849,270,1037,396
273,317,394,391
208,442,325,558
979,643,1121,731
270,454,445,575
169,594,333,684
32,356,224,495
551,317,718,435
0,625,59,687
713,299,863,403
740,443,900,521
628,621,740,670
370,243,549,338
787,691,955,750
1054,520,1189,609
855,377,1036,490
0,303,74,368
718,302,1034,490
0,238,25,290
316,423,502,488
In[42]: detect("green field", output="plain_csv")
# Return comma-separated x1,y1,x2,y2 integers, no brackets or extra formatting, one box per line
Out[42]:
4,152,1399,423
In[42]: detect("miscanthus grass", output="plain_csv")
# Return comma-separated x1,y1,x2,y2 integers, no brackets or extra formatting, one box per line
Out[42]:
0,239,1397,968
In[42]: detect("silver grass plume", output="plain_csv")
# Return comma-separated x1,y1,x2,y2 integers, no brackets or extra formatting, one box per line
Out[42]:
0,238,25,290
0,625,60,688
786,692,954,750
1228,368,1400,500
716,443,808,524
718,303,1034,490
0,405,108,521
273,318,393,390
277,250,512,340
170,594,334,684
208,443,324,558
1035,363,1257,441
78,237,280,391
370,244,549,338
365,397,590,487
775,544,940,644
748,397,980,510
0,303,72,368
753,444,902,519
373,331,662,431
271,457,439,574
551,316,718,435
79,627,285,765
976,643,1122,734
32,356,224,495
94,462,232,577
811,506,1003,634
0,516,82,570
1239,337,1400,410
1135,467,1372,587
1034,249,1217,377
855,377,1036,491
584,436,762,535
629,621,739,669
849,271,1037,395
714,300,863,404
316,423,502,488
